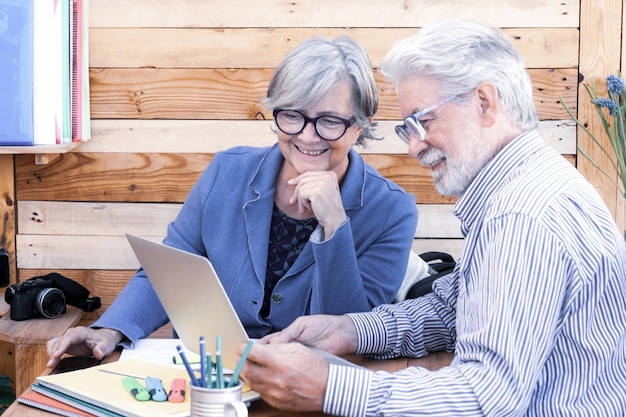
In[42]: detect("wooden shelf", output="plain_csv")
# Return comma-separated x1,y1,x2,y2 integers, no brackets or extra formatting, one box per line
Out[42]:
0,143,78,154
0,143,79,164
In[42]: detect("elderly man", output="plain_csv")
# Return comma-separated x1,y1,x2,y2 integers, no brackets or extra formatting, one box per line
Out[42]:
239,19,626,416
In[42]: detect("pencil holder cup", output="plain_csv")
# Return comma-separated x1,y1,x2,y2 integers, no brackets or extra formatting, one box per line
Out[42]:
189,378,248,417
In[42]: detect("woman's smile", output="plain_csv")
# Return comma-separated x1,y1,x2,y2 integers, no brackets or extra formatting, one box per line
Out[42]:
294,144,329,156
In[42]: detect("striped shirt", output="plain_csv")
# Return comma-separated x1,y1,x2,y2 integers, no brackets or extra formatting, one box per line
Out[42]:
324,131,626,416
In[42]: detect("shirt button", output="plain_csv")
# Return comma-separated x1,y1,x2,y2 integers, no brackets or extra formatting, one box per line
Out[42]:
271,293,283,304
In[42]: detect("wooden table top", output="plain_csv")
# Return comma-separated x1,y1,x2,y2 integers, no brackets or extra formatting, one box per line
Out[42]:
4,350,454,416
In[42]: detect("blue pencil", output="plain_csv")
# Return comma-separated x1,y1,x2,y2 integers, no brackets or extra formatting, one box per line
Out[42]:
228,340,254,387
176,344,200,387
215,336,224,389
199,336,207,388
208,351,215,388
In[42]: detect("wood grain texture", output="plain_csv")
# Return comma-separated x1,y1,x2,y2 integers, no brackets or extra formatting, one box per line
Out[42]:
13,344,46,396
90,0,579,28
0,341,15,390
16,201,463,239
577,0,624,229
0,155,16,285
79,119,577,155
15,235,466,270
13,151,576,204
0,309,82,394
15,153,213,203
88,68,579,121
14,198,467,269
14,153,450,203
17,201,181,236
90,27,578,69
14,201,464,270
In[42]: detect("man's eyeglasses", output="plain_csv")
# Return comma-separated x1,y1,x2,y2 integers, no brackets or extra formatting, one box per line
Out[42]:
395,95,458,144
273,109,355,141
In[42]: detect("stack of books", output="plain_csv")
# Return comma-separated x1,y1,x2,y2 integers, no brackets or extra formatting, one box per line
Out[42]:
17,358,192,417
0,0,91,146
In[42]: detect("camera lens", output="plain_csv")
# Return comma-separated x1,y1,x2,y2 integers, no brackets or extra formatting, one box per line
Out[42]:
36,288,66,318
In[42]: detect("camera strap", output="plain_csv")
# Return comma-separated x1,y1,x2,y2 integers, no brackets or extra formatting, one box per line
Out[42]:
43,273,102,312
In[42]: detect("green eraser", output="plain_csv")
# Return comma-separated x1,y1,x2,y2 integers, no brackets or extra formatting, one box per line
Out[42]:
122,377,151,401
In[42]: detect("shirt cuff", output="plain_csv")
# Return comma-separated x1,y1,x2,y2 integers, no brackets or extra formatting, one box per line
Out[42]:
89,325,133,349
310,224,325,243
323,363,372,416
347,312,388,354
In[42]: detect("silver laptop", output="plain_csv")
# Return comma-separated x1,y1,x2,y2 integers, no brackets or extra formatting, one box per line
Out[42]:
126,233,359,398
126,233,249,370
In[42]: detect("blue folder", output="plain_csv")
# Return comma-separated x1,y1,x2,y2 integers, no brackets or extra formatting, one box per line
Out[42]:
0,0,34,146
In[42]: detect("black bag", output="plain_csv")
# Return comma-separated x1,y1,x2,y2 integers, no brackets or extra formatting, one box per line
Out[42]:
405,252,456,299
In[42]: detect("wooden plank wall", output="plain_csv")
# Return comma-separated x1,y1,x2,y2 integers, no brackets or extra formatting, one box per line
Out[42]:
7,0,624,330
578,0,625,229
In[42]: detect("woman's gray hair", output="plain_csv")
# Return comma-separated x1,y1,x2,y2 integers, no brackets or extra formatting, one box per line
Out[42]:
380,19,538,131
264,36,380,146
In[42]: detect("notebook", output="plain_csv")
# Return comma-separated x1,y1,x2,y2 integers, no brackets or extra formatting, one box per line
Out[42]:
125,234,358,394
35,358,191,417
18,389,97,417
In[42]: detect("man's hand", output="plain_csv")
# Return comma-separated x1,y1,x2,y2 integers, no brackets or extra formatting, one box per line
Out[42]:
46,326,123,368
261,314,359,356
240,342,328,411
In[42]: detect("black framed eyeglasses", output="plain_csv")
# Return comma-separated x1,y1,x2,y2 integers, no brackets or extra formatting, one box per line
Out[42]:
273,109,355,141
395,95,458,144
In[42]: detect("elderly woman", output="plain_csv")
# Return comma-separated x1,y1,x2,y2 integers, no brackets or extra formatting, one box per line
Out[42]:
46,36,417,366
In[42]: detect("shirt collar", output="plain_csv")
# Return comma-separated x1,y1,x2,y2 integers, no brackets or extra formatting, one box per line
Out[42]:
453,130,545,235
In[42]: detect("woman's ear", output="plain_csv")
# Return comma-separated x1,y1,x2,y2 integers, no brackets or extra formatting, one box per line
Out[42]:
351,126,364,145
475,82,499,127
352,117,371,145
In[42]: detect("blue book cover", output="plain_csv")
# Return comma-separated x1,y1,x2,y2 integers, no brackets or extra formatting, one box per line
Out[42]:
0,0,35,146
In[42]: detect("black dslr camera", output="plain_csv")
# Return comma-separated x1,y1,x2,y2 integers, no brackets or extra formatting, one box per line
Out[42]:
4,273,101,321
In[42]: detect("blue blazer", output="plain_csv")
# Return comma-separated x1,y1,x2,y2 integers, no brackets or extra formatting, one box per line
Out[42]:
94,145,418,339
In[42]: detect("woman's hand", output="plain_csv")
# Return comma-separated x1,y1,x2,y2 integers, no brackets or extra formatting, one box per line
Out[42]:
46,326,123,368
288,171,348,239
